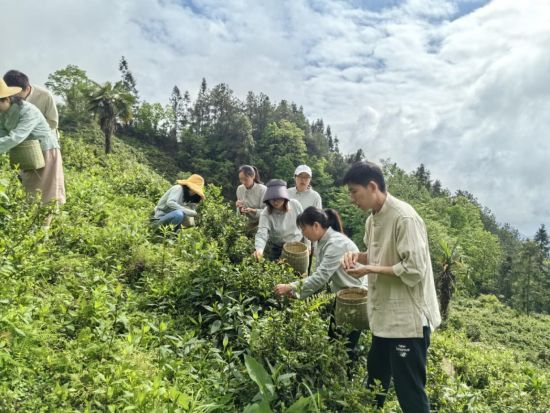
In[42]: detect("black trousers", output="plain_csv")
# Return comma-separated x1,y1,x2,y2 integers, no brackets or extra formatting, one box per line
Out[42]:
365,326,431,413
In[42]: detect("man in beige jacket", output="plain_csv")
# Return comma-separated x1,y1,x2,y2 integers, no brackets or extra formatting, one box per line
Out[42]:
341,160,441,413
4,70,59,138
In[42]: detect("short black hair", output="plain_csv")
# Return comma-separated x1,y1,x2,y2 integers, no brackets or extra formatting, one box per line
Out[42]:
3,70,30,89
343,161,386,193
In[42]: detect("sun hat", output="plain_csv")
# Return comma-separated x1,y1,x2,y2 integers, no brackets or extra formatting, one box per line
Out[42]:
0,78,22,99
294,164,312,177
176,174,205,199
263,179,289,202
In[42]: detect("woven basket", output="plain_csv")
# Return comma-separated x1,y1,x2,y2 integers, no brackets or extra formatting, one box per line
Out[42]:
182,216,195,227
9,140,45,171
281,241,309,275
335,287,369,330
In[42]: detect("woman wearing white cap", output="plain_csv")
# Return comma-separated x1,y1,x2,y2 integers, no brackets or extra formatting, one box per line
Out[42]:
288,164,322,272
0,78,66,211
253,179,310,260
288,164,322,210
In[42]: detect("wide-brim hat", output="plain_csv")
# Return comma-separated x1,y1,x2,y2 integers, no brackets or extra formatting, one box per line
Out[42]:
0,78,22,99
263,179,289,202
177,174,205,199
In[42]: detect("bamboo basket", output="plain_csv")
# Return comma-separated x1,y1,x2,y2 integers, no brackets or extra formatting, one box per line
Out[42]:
9,140,45,171
335,287,369,330
281,241,309,275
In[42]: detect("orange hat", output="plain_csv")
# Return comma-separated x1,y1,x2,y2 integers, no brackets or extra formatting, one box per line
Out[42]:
176,174,205,199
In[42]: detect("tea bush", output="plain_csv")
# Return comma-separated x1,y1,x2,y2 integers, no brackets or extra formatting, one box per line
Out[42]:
1,130,549,412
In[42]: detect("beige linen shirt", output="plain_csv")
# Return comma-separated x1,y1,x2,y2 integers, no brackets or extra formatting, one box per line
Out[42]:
364,193,441,338
27,85,59,136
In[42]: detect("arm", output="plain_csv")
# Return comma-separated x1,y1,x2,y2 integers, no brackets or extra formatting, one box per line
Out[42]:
289,242,343,299
0,108,39,154
165,186,186,212
315,192,322,209
44,93,59,130
254,212,270,253
390,216,427,287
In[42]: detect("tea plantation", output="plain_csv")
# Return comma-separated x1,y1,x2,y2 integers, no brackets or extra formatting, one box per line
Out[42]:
1,129,548,412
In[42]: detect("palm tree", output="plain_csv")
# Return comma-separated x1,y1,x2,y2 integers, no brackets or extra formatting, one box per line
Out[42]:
89,81,135,153
437,239,462,321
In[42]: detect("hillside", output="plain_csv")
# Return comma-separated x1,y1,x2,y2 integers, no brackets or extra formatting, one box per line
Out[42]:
0,129,549,412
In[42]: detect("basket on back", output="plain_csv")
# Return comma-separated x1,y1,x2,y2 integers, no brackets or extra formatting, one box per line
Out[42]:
9,140,45,171
335,287,369,330
281,241,309,275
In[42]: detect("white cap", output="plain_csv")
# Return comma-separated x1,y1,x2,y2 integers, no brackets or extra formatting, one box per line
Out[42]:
294,164,312,177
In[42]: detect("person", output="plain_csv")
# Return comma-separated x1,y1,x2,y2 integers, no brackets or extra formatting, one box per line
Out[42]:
3,70,59,138
274,206,366,364
288,164,322,210
340,161,441,413
288,164,322,273
152,174,205,232
253,179,309,260
0,79,66,213
235,165,266,230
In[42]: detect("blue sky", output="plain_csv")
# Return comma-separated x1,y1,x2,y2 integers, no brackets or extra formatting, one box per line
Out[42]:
2,0,549,236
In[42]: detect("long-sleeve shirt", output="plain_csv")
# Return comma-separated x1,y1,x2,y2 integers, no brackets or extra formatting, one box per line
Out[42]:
236,182,267,221
290,227,365,299
27,85,59,136
255,199,309,251
288,187,322,210
364,193,441,338
153,185,198,219
0,101,60,154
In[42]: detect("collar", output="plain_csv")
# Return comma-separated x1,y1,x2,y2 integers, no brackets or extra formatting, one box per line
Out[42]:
373,192,392,217
318,226,334,247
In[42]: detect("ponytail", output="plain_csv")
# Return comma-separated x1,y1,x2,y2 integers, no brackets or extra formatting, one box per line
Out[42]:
239,165,262,184
296,206,344,233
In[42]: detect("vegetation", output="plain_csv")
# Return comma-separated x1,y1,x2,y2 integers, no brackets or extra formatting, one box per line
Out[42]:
0,60,548,411
1,126,549,411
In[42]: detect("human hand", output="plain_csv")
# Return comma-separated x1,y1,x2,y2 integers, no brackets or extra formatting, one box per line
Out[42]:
345,264,372,278
236,200,245,209
274,284,294,297
341,251,359,270
253,250,264,259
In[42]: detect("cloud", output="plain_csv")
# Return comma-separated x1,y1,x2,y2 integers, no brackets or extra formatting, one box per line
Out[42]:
2,0,549,236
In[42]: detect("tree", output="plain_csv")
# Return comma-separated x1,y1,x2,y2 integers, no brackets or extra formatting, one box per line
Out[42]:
46,65,96,128
413,164,431,191
118,56,139,99
437,240,462,321
89,81,136,153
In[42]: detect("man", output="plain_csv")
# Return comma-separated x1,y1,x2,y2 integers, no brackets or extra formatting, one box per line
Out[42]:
3,70,59,137
341,160,441,413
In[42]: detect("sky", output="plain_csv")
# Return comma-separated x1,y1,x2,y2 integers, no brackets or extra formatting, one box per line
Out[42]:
2,0,549,237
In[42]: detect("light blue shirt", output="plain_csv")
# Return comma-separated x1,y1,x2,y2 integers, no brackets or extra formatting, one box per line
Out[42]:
0,101,60,153
291,227,365,298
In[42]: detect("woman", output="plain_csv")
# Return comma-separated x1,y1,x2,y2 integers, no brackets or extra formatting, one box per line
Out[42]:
274,206,367,363
254,179,309,260
288,164,322,210
288,164,322,273
235,165,266,229
152,174,205,231
0,79,66,210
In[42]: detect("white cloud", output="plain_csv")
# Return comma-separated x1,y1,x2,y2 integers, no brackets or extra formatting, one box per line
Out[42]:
2,0,549,236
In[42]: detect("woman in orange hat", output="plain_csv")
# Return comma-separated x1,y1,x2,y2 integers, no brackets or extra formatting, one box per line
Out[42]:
0,79,66,218
152,174,205,231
